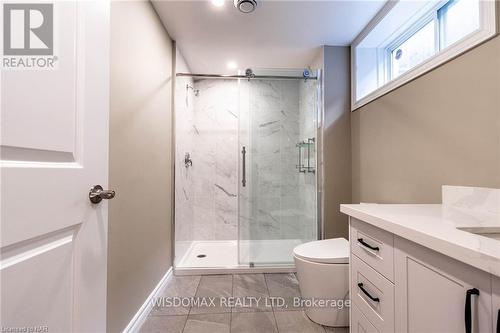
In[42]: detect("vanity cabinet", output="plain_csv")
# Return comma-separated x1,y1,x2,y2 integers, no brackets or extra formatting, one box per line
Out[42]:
351,303,379,333
349,217,496,333
394,236,492,333
493,276,500,332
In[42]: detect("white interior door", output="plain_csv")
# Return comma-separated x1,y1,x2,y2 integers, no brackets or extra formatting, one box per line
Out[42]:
1,2,110,332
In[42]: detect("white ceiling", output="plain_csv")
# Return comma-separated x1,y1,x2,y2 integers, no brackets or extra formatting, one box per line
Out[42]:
153,0,386,74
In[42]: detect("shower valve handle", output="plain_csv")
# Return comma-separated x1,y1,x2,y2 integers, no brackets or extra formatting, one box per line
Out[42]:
184,153,193,168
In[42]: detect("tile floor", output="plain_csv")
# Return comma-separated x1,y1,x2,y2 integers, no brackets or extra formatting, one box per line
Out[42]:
140,273,349,333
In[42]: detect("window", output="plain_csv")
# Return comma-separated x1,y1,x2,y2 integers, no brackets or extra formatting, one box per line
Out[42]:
390,20,436,79
352,0,497,110
439,0,480,48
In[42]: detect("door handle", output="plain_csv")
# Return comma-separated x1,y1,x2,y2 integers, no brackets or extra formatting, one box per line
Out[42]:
241,146,246,187
89,185,116,204
357,238,380,251
465,288,480,333
357,283,380,302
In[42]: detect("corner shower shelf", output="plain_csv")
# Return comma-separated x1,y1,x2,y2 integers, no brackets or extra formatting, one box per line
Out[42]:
296,138,316,174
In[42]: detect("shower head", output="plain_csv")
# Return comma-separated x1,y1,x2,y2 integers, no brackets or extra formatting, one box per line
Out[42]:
245,68,255,79
234,0,257,13
186,84,199,97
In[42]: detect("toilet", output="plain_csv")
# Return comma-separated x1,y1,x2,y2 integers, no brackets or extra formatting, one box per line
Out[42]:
293,238,349,327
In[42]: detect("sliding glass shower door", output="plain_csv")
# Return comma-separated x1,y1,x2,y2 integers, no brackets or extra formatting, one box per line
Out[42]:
238,70,319,266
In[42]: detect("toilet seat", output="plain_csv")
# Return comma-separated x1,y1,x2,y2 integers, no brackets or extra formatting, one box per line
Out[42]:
293,238,349,264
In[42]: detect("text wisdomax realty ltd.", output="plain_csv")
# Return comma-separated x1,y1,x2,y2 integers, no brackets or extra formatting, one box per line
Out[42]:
151,296,350,310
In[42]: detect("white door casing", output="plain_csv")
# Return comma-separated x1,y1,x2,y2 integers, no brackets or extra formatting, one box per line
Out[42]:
1,1,110,332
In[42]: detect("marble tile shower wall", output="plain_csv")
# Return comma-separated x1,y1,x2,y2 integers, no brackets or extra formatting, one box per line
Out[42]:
176,79,240,246
175,77,318,253
241,79,316,241
175,77,195,261
298,79,318,240
241,80,301,240
193,79,239,241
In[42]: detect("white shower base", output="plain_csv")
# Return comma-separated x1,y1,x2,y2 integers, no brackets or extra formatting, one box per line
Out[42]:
175,239,304,275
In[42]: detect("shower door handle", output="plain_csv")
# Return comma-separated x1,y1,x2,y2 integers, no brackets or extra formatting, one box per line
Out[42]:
241,146,246,187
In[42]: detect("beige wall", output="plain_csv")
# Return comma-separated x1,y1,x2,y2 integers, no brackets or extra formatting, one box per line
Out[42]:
108,2,173,332
322,46,352,239
351,35,500,204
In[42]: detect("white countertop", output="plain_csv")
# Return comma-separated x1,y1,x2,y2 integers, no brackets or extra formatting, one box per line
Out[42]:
340,203,500,277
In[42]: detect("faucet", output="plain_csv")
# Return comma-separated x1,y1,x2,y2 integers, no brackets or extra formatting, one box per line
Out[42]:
184,153,193,168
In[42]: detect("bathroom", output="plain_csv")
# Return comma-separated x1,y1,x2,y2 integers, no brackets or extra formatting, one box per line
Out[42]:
1,1,499,333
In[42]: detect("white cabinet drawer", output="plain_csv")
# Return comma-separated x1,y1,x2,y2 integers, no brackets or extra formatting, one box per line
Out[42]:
351,303,379,333
351,254,395,333
350,217,394,282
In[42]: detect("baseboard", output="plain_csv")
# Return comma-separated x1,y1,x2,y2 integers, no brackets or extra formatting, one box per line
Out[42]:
122,267,173,333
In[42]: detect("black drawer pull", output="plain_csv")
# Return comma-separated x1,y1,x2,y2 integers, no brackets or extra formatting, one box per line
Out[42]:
357,283,380,302
465,288,480,333
357,238,379,251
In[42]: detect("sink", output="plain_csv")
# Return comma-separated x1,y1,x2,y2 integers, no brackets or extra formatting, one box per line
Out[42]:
457,227,500,241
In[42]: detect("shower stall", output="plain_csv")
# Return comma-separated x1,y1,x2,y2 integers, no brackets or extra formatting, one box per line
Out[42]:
174,68,322,273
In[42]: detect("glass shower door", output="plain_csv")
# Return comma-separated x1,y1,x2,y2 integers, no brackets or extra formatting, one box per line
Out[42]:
238,71,319,267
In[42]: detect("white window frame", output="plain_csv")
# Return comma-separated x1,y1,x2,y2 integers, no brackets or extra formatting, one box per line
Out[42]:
351,0,498,111
386,9,439,80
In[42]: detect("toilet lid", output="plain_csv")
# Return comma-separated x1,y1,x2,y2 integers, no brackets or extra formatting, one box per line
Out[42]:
293,238,349,264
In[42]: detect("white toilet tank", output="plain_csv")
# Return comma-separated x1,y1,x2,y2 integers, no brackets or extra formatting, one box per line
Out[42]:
293,238,350,327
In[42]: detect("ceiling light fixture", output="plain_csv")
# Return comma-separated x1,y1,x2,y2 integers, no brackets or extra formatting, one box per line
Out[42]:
234,0,257,13
227,61,238,70
211,0,225,8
